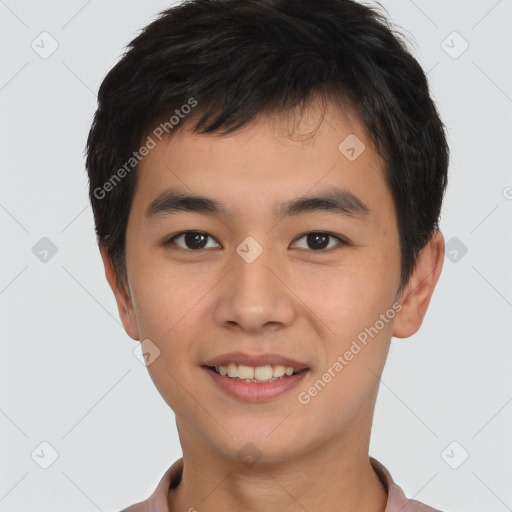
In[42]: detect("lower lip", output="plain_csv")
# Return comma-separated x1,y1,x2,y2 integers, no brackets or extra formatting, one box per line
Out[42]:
203,367,309,403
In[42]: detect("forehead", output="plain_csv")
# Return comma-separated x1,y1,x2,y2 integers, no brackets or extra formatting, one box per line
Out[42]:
131,100,392,224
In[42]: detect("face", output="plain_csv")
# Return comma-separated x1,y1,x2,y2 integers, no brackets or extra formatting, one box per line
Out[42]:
102,100,441,465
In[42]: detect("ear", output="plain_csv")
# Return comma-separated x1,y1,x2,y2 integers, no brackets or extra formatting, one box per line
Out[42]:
392,230,445,339
99,244,140,341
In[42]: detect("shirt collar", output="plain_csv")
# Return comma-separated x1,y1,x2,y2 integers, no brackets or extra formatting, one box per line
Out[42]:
139,456,440,512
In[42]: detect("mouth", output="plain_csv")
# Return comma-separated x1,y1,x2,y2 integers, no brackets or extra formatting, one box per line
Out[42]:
201,352,310,402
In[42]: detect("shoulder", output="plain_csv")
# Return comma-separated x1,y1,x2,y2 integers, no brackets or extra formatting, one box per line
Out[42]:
370,457,445,512
117,458,184,512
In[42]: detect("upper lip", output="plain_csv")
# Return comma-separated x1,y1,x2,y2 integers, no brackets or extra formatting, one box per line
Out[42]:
203,352,309,370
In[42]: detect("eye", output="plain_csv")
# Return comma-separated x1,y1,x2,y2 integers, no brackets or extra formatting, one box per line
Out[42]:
164,231,348,252
165,231,221,250
293,232,347,251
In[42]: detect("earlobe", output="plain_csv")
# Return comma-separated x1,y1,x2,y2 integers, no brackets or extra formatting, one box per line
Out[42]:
98,244,140,341
392,230,445,339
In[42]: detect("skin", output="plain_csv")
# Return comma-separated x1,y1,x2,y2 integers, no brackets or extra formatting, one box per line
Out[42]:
100,99,444,512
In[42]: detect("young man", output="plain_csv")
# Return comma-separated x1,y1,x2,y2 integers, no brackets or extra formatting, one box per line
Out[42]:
86,0,449,510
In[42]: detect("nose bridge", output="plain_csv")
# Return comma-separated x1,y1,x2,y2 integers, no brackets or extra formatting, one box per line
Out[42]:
214,236,296,330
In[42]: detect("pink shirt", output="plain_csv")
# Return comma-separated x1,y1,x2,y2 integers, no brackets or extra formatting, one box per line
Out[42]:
119,456,443,511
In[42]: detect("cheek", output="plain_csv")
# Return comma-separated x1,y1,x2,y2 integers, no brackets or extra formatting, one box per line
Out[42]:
128,255,209,338
297,269,395,421
292,253,397,387
296,259,395,335
127,262,204,411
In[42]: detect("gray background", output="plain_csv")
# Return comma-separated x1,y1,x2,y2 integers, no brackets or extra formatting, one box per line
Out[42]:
1,0,511,510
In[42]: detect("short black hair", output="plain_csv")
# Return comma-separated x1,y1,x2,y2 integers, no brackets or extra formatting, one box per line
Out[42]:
86,0,449,296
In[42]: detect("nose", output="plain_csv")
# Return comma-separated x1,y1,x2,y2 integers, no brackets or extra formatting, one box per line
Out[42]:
213,244,297,333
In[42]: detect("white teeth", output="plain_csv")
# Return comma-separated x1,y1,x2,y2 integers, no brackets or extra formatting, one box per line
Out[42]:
273,365,285,377
237,365,255,380
254,365,273,380
214,363,300,382
227,363,238,378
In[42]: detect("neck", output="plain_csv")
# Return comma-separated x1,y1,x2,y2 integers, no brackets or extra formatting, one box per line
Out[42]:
168,423,388,512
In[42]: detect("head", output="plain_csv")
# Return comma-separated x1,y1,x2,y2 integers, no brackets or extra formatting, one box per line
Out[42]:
86,0,448,464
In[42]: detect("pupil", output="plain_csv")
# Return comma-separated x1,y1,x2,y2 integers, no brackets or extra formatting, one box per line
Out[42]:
308,233,328,250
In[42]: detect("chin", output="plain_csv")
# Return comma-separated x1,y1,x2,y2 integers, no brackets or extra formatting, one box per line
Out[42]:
212,422,312,465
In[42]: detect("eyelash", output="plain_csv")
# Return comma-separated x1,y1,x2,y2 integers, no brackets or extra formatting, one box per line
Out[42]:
163,231,349,252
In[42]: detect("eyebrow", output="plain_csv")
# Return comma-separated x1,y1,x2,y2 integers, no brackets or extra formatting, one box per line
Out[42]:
145,187,371,221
